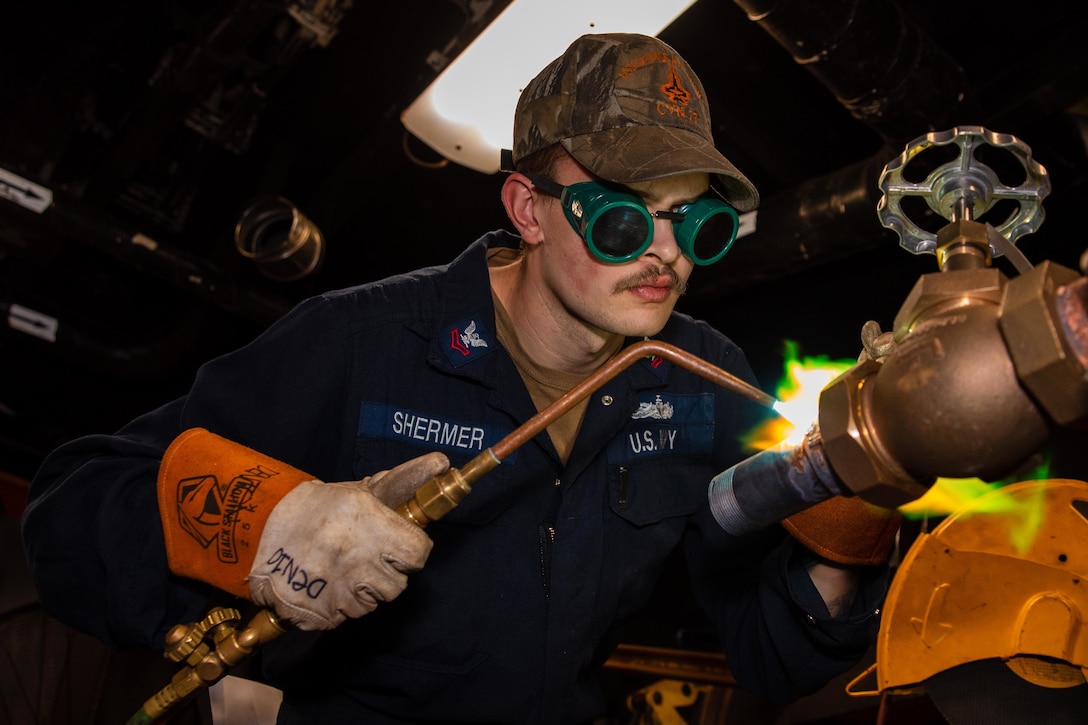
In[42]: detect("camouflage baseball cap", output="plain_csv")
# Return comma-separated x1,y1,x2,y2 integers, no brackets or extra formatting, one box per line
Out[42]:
512,33,759,212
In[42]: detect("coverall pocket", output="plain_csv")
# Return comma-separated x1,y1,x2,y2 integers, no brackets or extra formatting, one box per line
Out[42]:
607,459,708,526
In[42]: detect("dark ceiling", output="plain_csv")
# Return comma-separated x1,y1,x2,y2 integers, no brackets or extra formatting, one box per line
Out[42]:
1,0,1087,480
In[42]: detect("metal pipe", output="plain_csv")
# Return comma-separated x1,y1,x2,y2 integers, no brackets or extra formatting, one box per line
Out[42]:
0,183,293,326
497,339,777,456
690,0,971,302
397,339,777,524
732,0,969,144
602,643,737,687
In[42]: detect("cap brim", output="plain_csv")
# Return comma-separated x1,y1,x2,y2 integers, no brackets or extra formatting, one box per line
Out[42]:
563,126,760,212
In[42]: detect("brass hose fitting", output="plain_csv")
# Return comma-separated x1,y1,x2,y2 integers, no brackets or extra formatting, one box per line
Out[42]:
133,340,776,724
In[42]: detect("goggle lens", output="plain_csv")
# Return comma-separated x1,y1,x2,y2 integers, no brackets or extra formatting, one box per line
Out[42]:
676,198,739,266
585,203,651,262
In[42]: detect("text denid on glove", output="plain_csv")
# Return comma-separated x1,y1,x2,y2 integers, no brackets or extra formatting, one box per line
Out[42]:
264,547,328,599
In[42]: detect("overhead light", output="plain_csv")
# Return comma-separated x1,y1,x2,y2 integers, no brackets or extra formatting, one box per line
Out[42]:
400,0,698,174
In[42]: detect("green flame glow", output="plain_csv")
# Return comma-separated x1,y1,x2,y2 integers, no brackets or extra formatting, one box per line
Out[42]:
899,458,1052,553
742,340,853,451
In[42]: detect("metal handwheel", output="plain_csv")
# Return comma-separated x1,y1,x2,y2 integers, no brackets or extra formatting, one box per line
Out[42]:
877,125,1051,256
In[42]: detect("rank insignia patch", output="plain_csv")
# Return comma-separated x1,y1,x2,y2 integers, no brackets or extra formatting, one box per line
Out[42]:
442,315,496,367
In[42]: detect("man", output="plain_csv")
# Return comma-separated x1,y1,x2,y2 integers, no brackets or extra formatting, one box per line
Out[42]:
23,33,888,723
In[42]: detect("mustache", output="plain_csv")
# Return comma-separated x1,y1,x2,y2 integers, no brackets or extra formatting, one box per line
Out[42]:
613,265,688,295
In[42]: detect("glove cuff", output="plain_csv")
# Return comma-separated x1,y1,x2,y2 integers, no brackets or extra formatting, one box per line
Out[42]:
782,495,902,566
157,428,315,598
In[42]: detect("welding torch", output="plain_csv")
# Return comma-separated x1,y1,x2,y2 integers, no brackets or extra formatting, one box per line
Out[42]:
128,124,1088,724
128,339,782,725
396,339,778,525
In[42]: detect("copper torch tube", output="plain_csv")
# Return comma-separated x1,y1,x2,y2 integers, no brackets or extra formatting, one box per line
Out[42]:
134,341,777,724
395,339,778,526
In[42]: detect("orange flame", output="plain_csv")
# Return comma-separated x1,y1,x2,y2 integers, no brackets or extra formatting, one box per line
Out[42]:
742,340,853,452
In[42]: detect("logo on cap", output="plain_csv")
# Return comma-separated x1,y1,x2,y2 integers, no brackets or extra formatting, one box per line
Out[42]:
661,66,692,108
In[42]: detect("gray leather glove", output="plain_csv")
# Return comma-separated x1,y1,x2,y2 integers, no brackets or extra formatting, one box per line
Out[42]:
247,452,449,630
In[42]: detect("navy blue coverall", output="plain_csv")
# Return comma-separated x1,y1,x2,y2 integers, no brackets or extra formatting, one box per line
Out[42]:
23,231,884,723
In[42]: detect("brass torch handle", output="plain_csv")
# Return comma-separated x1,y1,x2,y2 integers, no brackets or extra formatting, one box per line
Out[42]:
395,339,777,526
132,340,775,724
131,608,287,724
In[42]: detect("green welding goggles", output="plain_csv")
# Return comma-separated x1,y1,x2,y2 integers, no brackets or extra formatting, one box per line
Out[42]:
528,175,741,266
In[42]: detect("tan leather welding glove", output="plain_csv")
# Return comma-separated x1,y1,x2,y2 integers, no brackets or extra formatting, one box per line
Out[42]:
158,427,448,629
781,495,902,566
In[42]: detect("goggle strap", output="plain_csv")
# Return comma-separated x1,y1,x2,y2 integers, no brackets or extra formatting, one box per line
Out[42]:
526,175,566,199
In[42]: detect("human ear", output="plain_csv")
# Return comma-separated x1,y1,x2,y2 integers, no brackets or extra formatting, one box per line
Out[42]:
501,173,545,245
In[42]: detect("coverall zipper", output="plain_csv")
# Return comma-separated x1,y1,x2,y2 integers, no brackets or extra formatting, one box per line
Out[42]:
540,477,560,597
